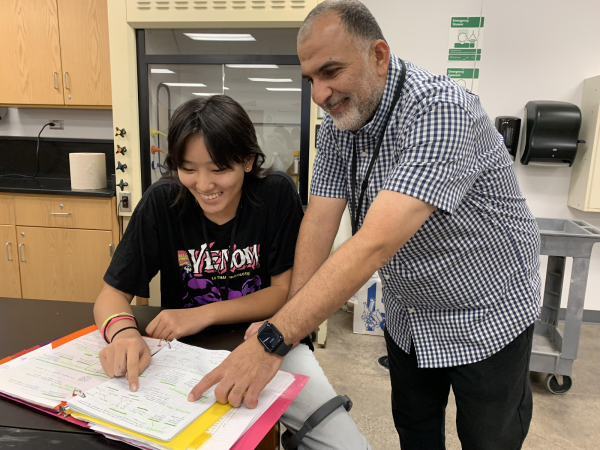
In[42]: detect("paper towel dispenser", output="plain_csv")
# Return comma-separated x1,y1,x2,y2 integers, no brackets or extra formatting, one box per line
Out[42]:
520,101,582,166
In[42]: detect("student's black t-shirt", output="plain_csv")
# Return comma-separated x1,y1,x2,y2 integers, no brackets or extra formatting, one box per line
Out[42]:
104,173,303,310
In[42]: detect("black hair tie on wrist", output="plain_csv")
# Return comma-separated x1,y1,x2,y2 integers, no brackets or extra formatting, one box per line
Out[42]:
110,326,139,343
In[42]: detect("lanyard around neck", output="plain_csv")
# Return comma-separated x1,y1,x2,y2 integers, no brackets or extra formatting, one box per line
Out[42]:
351,59,406,236
199,199,242,301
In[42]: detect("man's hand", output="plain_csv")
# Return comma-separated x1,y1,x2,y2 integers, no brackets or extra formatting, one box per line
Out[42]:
99,329,151,392
187,337,282,408
146,308,208,341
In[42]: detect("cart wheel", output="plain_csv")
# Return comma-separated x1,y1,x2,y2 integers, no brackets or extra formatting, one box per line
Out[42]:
545,374,572,394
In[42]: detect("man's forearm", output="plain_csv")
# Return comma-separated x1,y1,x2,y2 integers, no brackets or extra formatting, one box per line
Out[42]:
271,190,436,345
272,232,380,343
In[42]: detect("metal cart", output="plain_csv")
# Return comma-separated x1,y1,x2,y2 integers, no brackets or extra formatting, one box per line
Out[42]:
531,218,600,394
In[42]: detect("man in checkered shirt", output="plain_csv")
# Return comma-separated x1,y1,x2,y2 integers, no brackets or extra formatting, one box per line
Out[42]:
191,1,541,448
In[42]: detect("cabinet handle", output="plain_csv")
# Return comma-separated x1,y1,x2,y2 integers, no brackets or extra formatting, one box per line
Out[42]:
109,243,114,257
53,72,58,89
6,242,12,261
64,72,69,90
51,212,72,216
19,243,25,262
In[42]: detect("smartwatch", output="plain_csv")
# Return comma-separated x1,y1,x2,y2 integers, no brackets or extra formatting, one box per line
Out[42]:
257,321,293,357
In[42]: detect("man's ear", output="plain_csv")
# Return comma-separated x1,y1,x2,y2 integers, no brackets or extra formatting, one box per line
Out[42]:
372,39,390,78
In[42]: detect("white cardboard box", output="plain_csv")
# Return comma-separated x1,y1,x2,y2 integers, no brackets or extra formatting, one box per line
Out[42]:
351,274,386,336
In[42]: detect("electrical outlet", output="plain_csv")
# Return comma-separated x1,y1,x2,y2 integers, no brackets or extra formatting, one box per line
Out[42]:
119,191,132,212
50,120,64,130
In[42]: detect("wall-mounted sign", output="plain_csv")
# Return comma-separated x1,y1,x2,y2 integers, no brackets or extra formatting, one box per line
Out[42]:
447,68,480,94
448,16,484,61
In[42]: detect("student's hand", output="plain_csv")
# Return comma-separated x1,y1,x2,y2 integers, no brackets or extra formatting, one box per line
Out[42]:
99,329,151,392
244,321,266,340
146,308,209,341
188,337,282,408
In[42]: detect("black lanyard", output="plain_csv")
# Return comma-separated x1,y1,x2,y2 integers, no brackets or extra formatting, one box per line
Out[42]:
199,200,242,301
351,59,406,236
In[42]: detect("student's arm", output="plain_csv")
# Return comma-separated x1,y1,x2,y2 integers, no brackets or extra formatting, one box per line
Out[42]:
288,195,347,299
94,283,151,392
145,268,292,341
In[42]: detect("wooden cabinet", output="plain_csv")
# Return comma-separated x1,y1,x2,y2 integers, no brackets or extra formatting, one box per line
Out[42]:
0,0,64,105
0,0,111,108
0,225,22,298
17,226,112,302
1,193,119,302
0,195,16,225
14,196,113,230
57,0,112,106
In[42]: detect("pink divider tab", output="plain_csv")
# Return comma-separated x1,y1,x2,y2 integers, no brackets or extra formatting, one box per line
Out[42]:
230,372,309,450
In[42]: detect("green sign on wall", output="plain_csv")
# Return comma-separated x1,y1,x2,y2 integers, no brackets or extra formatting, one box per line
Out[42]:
448,16,484,61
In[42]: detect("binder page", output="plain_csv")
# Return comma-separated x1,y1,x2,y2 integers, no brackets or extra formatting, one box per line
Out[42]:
68,341,230,441
199,371,294,450
0,331,163,408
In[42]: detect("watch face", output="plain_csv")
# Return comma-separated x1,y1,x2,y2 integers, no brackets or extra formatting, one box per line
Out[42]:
258,323,281,352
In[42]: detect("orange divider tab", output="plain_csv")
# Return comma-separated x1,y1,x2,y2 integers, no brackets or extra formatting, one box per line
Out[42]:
52,325,98,349
0,345,41,366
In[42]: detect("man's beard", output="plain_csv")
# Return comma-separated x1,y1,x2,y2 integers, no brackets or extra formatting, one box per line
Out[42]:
324,69,385,131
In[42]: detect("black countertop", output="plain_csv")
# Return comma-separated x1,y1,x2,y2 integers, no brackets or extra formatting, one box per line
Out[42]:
0,176,115,197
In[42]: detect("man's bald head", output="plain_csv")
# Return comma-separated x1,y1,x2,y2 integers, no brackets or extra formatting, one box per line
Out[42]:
298,0,385,54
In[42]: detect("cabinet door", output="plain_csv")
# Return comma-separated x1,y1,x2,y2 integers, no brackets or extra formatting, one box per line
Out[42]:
57,0,112,106
0,225,22,298
17,226,112,303
0,0,64,105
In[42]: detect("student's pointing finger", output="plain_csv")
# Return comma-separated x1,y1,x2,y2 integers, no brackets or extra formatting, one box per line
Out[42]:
126,347,140,392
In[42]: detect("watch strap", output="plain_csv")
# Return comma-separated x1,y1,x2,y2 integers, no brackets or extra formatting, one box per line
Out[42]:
273,339,293,357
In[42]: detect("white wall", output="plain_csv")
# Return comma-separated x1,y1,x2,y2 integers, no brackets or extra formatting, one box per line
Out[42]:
338,0,600,311
0,108,113,139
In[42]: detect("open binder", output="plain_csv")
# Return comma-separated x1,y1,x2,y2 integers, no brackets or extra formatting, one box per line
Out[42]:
0,325,308,450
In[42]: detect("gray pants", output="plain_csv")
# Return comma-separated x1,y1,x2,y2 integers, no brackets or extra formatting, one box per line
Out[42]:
279,344,371,450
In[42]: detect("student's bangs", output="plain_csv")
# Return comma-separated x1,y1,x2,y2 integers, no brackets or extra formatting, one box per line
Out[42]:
165,95,267,177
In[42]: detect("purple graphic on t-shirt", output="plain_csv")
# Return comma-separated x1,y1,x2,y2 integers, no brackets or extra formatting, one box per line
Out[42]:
242,275,262,295
179,250,262,307
183,277,221,307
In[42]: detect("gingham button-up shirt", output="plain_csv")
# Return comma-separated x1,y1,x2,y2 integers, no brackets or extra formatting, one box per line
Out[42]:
311,54,541,368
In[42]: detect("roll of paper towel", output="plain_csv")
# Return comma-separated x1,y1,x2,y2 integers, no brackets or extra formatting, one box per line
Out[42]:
69,153,107,190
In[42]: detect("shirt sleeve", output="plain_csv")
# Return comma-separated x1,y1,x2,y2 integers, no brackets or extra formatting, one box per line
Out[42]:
383,101,483,215
267,178,304,277
309,120,348,199
103,194,161,298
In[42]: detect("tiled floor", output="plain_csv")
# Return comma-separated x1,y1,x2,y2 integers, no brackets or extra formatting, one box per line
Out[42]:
314,309,600,450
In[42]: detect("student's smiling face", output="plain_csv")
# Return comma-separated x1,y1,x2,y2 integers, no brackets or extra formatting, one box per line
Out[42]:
178,135,253,225
298,12,390,131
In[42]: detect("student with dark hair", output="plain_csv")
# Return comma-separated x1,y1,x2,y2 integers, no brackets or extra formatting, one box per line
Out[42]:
93,96,370,450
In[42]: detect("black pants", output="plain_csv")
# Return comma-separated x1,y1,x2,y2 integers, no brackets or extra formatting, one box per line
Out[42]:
384,324,534,450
